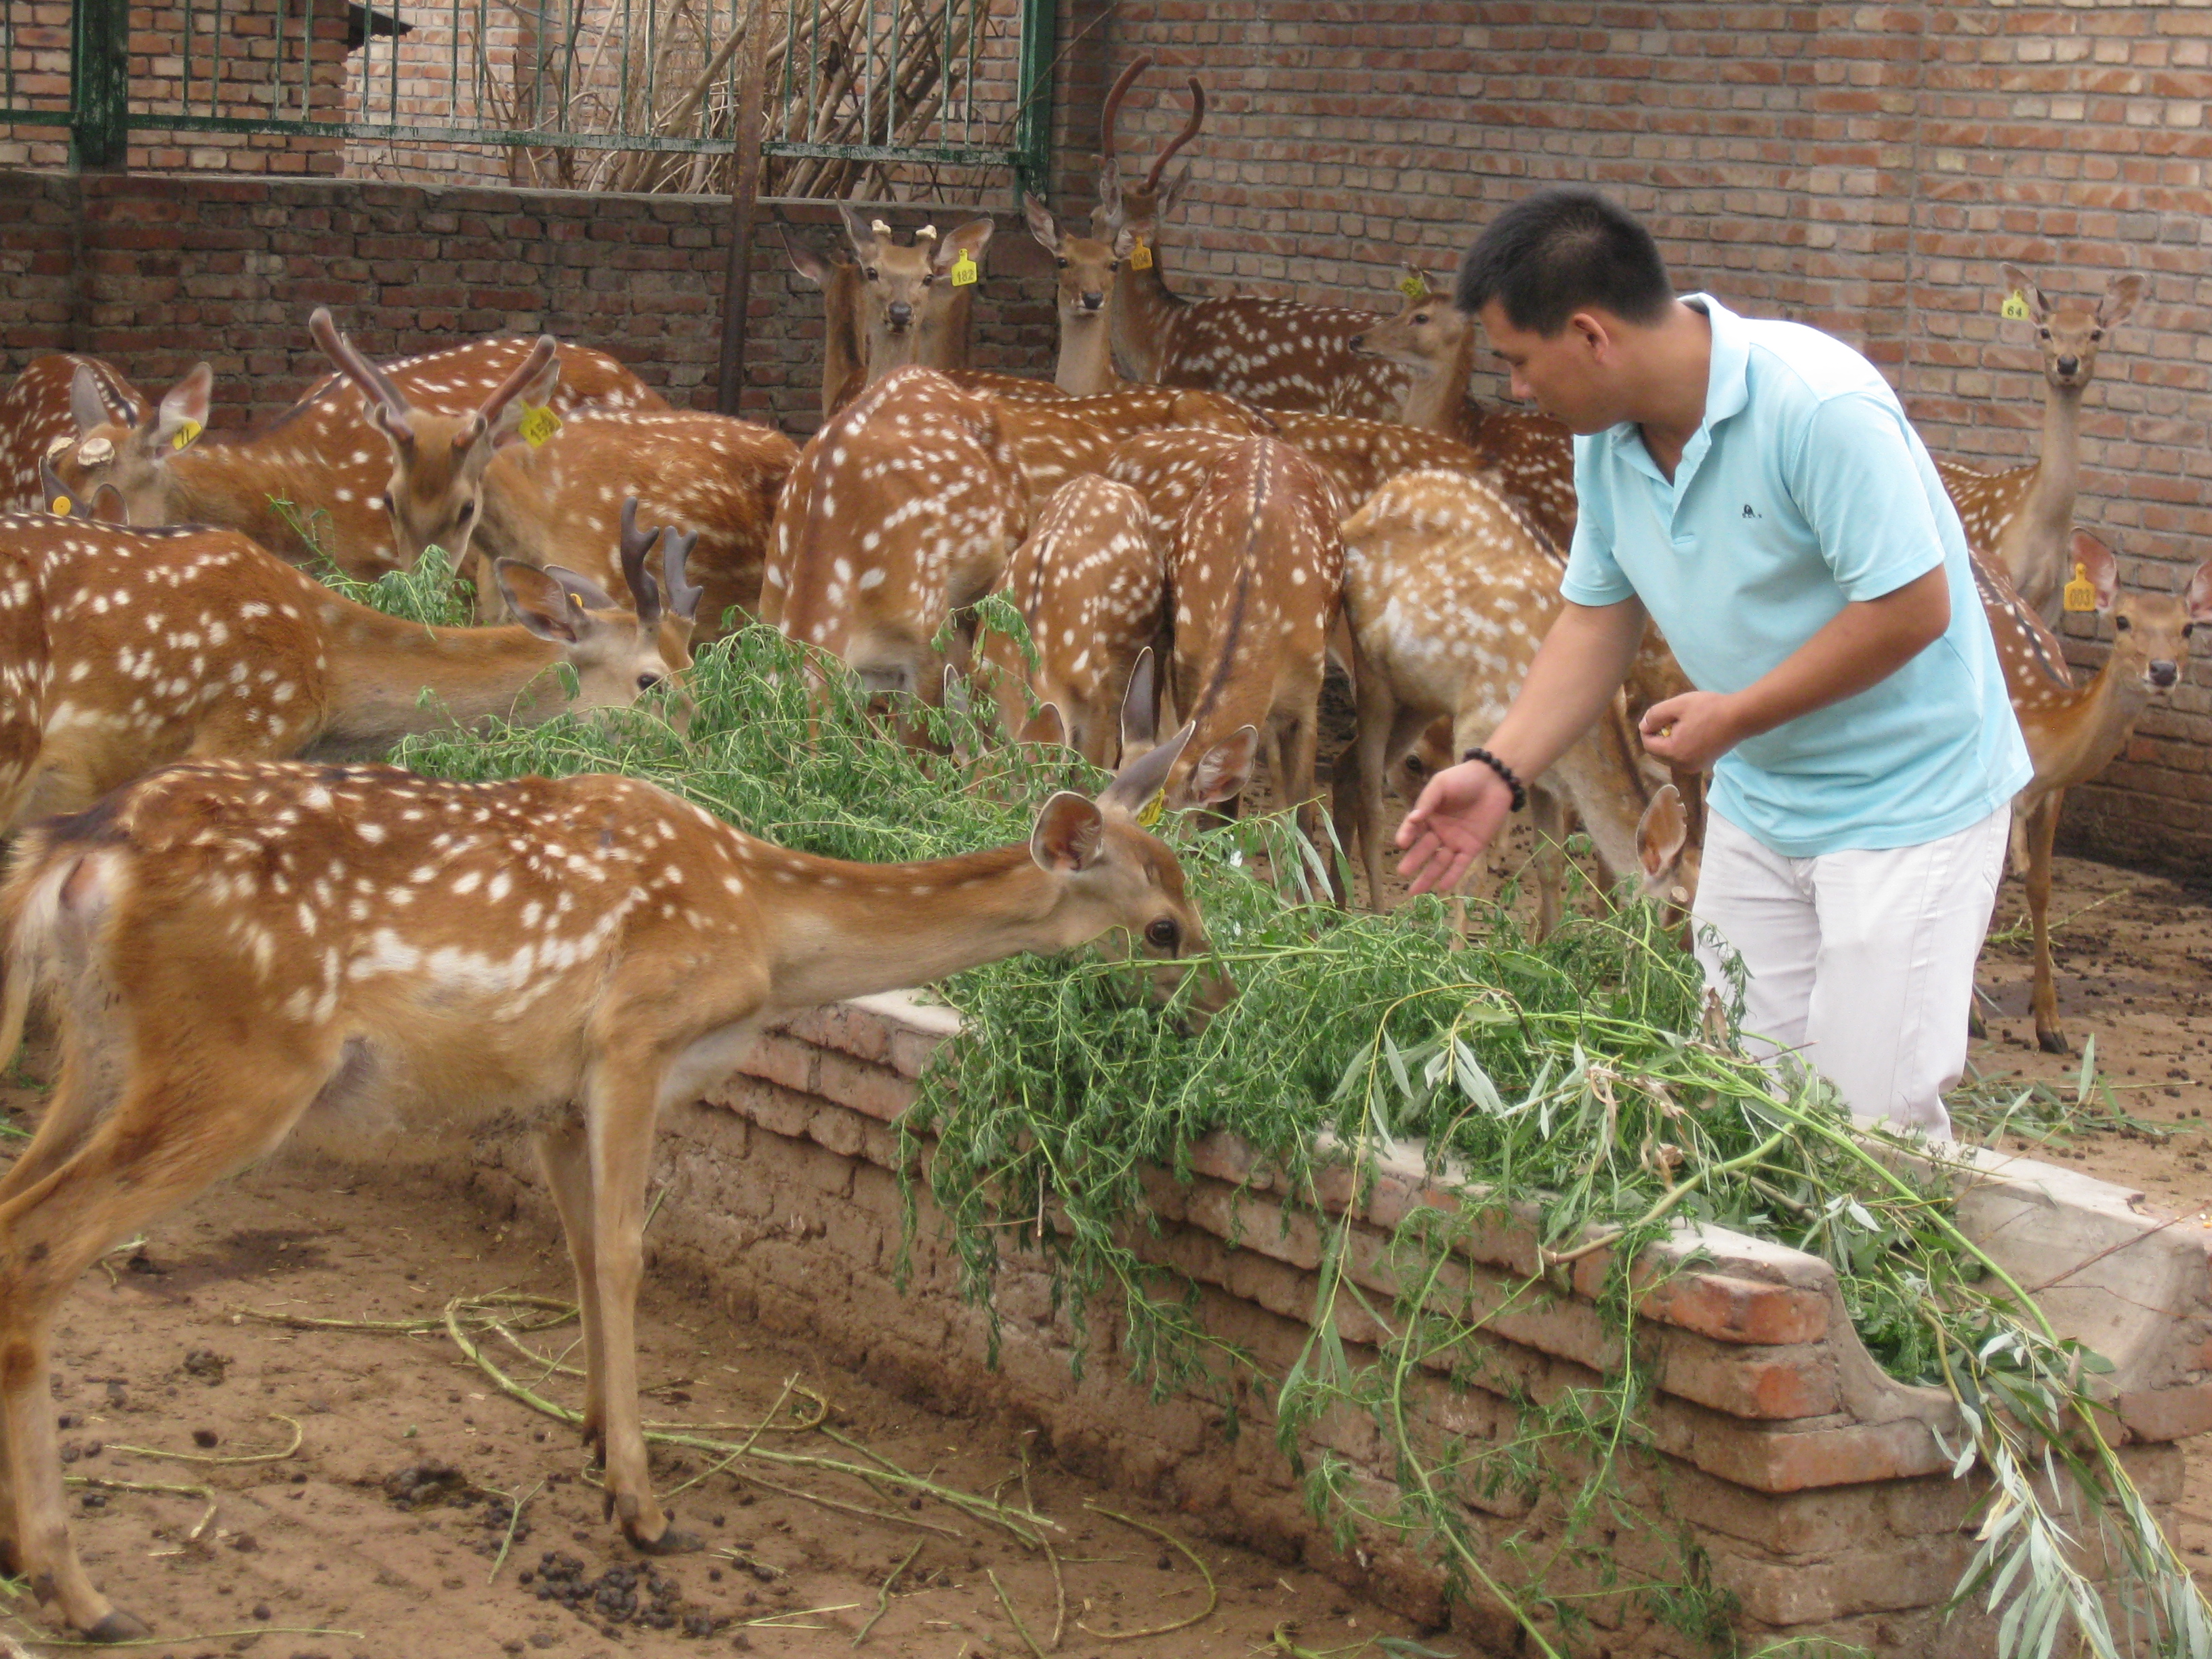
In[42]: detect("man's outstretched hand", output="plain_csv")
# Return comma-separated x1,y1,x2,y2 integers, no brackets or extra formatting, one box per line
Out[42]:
1395,761,1518,897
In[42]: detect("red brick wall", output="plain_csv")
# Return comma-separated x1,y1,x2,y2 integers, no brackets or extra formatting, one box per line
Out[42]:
0,170,1059,439
1092,2,2212,874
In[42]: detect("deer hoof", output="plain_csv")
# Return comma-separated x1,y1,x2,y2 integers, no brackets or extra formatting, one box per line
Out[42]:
2037,1029,2071,1056
85,1607,153,1643
628,1523,703,1557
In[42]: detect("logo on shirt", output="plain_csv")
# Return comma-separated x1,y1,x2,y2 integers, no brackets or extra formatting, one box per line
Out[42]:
1741,503,1763,520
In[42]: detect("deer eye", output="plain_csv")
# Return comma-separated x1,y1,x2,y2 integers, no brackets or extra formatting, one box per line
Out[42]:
1056,257,1068,268
455,501,474,520
1414,312,1430,323
2091,329,2104,341
2114,615,2131,632
863,267,879,281
2037,327,2051,339
922,272,936,286
1143,917,1180,951
636,671,663,691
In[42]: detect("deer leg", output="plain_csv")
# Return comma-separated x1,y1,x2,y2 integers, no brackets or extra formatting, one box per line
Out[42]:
1,1058,320,1639
533,1113,611,1462
1277,713,1324,891
2026,792,2067,1054
1529,786,1568,943
581,1059,697,1555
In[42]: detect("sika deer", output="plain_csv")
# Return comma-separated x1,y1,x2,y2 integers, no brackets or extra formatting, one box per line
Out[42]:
0,724,1227,1641
974,476,1164,764
0,356,146,514
1938,266,2143,613
0,502,691,829
49,333,659,579
1332,470,1696,935
312,310,796,642
1124,436,1345,844
760,367,1029,698
990,385,1272,510
1022,194,1137,396
1973,533,2209,1050
1347,268,1578,550
1092,58,1405,417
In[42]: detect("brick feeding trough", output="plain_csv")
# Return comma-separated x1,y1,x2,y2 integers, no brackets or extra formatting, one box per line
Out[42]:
464,991,2212,1659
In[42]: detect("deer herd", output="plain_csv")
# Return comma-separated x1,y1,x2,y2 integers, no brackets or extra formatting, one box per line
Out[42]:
0,52,2205,1643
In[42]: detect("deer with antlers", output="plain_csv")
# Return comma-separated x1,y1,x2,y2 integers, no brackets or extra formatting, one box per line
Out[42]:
308,311,796,644
0,710,1227,1639
1092,58,1406,418
1330,470,1696,932
783,210,996,420
1346,269,1579,550
1936,266,2144,614
1,356,147,514
972,476,1165,764
47,333,661,579
1115,436,1345,845
1973,533,2209,1052
0,488,692,830
759,366,1029,698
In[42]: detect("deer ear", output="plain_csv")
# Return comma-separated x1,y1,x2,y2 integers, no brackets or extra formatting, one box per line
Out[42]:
1118,646,1158,757
2101,272,2146,328
498,560,586,642
1187,725,1258,806
1030,791,1106,873
1019,701,1067,749
836,202,876,260
1022,193,1059,253
1099,718,1189,815
1637,785,1690,886
2070,529,2118,613
1999,262,2045,322
935,217,994,274
782,226,835,287
1153,165,1191,213
1097,156,1124,213
1112,225,1139,261
70,366,111,436
154,365,213,450
2185,561,2212,626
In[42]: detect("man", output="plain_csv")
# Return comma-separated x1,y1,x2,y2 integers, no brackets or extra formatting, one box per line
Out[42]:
1396,188,2030,1139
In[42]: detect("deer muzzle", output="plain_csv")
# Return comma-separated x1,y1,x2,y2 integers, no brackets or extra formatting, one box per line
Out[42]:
2148,659,2179,689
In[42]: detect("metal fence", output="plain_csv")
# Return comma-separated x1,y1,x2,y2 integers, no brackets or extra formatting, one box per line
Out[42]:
2,0,1052,198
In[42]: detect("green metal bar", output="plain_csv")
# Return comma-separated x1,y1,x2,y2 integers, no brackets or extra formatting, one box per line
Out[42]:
182,0,194,112
884,0,899,152
0,109,73,127
1012,0,1055,201
68,0,128,169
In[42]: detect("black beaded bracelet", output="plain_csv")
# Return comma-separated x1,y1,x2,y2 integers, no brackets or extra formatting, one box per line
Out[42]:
1460,747,1528,813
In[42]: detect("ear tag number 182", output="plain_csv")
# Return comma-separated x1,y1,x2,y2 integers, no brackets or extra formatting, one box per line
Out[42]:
950,251,979,287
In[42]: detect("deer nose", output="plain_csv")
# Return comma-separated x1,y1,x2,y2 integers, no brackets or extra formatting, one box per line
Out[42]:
2149,659,2179,689
1080,291,1104,311
2056,354,2081,377
887,301,913,328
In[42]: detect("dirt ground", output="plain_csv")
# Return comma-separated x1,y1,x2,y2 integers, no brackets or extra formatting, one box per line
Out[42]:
1,830,2207,1657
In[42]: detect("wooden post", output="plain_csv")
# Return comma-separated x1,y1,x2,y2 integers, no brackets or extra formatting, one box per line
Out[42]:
716,0,775,415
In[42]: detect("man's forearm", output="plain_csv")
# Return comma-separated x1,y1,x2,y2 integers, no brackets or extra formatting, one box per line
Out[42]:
1481,598,1646,775
1725,565,1950,741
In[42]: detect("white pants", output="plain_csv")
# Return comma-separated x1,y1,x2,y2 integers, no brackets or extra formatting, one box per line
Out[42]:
1690,806,2009,1140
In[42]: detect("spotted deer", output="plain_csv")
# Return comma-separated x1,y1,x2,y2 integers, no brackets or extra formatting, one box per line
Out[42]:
310,310,796,644
760,366,1028,698
1329,470,1696,930
1347,268,1579,550
1,356,147,514
785,211,995,420
990,385,1272,510
0,713,1227,1641
1937,266,2143,614
973,476,1164,764
1092,58,1406,417
47,333,661,579
1973,532,2209,1052
1119,436,1345,850
1022,193,1138,396
0,499,691,830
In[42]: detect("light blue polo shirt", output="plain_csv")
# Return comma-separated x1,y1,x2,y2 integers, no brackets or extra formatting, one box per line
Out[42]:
1562,293,2032,857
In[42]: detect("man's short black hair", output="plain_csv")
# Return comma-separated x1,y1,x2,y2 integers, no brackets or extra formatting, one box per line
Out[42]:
1456,188,1674,335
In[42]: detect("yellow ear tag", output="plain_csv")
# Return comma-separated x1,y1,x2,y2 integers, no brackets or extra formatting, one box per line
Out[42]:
517,404,562,448
2062,562,2098,613
1135,791,1166,829
949,251,979,288
2001,290,2032,321
1397,271,1431,300
48,495,70,518
1129,238,1153,272
171,418,203,451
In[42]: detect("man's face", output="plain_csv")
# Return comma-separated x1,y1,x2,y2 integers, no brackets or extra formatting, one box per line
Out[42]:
1476,300,1628,435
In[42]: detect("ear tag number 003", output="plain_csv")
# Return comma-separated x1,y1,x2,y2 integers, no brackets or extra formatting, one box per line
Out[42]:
1135,791,1166,829
2063,561,2097,613
950,251,979,287
518,405,562,448
2001,290,2032,321
1129,239,1153,272
171,419,203,451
